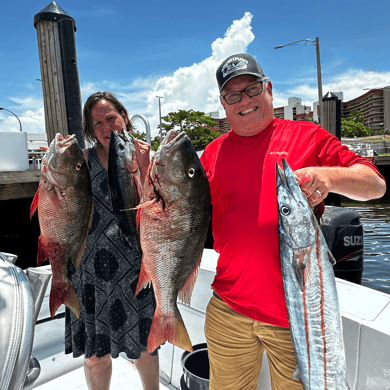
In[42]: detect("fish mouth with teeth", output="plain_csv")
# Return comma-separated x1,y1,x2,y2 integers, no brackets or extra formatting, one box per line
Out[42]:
239,107,258,115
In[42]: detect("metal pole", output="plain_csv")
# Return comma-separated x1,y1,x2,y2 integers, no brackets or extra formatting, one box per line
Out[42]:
0,107,23,132
130,114,151,145
156,96,163,140
274,37,323,126
315,37,323,127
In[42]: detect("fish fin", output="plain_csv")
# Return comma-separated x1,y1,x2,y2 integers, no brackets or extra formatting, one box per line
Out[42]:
136,208,141,231
134,262,153,297
49,280,80,319
178,252,202,305
37,236,49,266
292,363,301,381
292,251,306,291
134,199,158,210
30,189,39,219
327,246,337,265
146,307,193,353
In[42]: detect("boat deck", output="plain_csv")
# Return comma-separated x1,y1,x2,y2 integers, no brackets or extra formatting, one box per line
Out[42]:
33,353,174,390
22,250,390,389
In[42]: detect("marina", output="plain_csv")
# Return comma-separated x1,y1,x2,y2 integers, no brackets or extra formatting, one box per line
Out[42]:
1,130,389,389
1,3,389,389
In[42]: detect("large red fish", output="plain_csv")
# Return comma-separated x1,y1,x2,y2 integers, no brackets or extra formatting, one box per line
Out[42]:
135,131,211,353
30,133,93,318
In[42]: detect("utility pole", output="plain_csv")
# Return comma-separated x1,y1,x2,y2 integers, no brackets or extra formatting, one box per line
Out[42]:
156,96,163,140
315,37,323,126
275,37,323,126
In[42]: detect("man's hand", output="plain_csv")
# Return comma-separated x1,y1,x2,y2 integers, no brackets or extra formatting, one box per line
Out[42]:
295,168,328,207
294,164,386,206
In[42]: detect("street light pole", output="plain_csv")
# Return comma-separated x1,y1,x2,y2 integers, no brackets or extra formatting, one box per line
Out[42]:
314,37,323,126
274,37,323,126
0,107,23,132
156,96,163,140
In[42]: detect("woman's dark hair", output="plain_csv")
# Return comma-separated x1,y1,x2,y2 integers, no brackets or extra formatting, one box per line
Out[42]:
82,91,134,144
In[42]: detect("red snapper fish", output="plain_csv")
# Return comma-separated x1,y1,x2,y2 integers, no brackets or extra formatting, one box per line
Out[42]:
135,131,211,353
30,133,93,318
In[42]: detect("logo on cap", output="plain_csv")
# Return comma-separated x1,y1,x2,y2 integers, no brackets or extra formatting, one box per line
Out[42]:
221,57,248,78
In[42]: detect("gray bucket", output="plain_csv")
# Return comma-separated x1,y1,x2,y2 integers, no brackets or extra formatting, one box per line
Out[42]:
180,343,209,390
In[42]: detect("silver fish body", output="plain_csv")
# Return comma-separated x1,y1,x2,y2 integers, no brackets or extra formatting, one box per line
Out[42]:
276,158,350,390
108,130,143,245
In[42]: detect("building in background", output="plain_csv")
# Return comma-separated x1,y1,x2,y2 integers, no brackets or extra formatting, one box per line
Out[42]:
274,97,314,122
207,87,390,134
313,92,344,123
206,112,231,133
341,87,390,133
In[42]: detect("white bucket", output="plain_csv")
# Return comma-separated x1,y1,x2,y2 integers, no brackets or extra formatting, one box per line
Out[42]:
0,132,29,171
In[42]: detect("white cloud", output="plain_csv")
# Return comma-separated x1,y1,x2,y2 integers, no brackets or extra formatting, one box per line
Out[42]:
4,14,389,140
326,70,390,101
273,69,390,109
0,107,45,133
143,12,255,137
8,96,43,112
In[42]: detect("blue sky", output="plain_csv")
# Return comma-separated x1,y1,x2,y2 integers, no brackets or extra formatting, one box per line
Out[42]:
1,0,390,137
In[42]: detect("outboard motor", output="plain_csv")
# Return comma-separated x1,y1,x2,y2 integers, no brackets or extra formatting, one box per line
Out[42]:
320,206,364,284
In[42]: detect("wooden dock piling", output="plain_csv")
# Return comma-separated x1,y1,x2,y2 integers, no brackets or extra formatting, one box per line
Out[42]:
34,1,84,148
35,18,68,145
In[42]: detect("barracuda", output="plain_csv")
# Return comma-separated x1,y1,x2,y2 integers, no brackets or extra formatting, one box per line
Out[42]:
276,158,350,390
108,130,143,245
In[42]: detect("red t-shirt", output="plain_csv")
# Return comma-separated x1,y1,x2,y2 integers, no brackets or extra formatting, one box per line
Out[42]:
200,118,383,327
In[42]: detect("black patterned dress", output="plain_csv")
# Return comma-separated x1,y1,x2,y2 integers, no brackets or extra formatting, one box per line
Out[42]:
65,147,157,359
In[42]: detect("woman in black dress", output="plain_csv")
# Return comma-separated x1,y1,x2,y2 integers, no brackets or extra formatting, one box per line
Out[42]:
65,92,159,390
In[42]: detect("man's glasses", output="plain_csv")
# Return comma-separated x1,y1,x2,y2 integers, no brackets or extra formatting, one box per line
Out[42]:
221,81,266,105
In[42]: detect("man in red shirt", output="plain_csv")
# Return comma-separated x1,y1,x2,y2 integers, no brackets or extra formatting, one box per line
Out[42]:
200,53,386,390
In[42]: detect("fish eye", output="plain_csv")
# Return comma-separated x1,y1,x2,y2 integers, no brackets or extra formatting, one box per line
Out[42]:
188,168,196,178
280,205,290,216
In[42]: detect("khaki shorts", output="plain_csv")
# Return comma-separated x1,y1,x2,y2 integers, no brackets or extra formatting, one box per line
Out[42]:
205,293,304,390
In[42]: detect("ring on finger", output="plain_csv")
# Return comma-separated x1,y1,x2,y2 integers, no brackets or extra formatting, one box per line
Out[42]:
315,189,322,197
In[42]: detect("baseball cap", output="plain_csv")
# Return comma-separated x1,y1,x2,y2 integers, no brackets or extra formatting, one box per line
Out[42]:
216,53,266,92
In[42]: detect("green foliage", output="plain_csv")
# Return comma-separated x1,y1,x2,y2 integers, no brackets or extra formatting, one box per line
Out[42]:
349,110,364,123
341,118,370,138
304,118,319,125
156,109,222,151
131,130,146,142
151,135,163,152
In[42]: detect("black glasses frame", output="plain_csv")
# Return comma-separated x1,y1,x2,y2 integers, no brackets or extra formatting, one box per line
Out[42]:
221,80,266,105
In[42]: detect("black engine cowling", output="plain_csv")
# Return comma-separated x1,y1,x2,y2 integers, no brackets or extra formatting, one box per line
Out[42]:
320,206,364,284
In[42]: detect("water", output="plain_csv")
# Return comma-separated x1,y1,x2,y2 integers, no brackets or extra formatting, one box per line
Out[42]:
346,203,390,295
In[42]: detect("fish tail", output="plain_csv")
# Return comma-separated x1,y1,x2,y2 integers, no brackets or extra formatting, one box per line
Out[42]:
49,280,80,319
147,308,193,353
